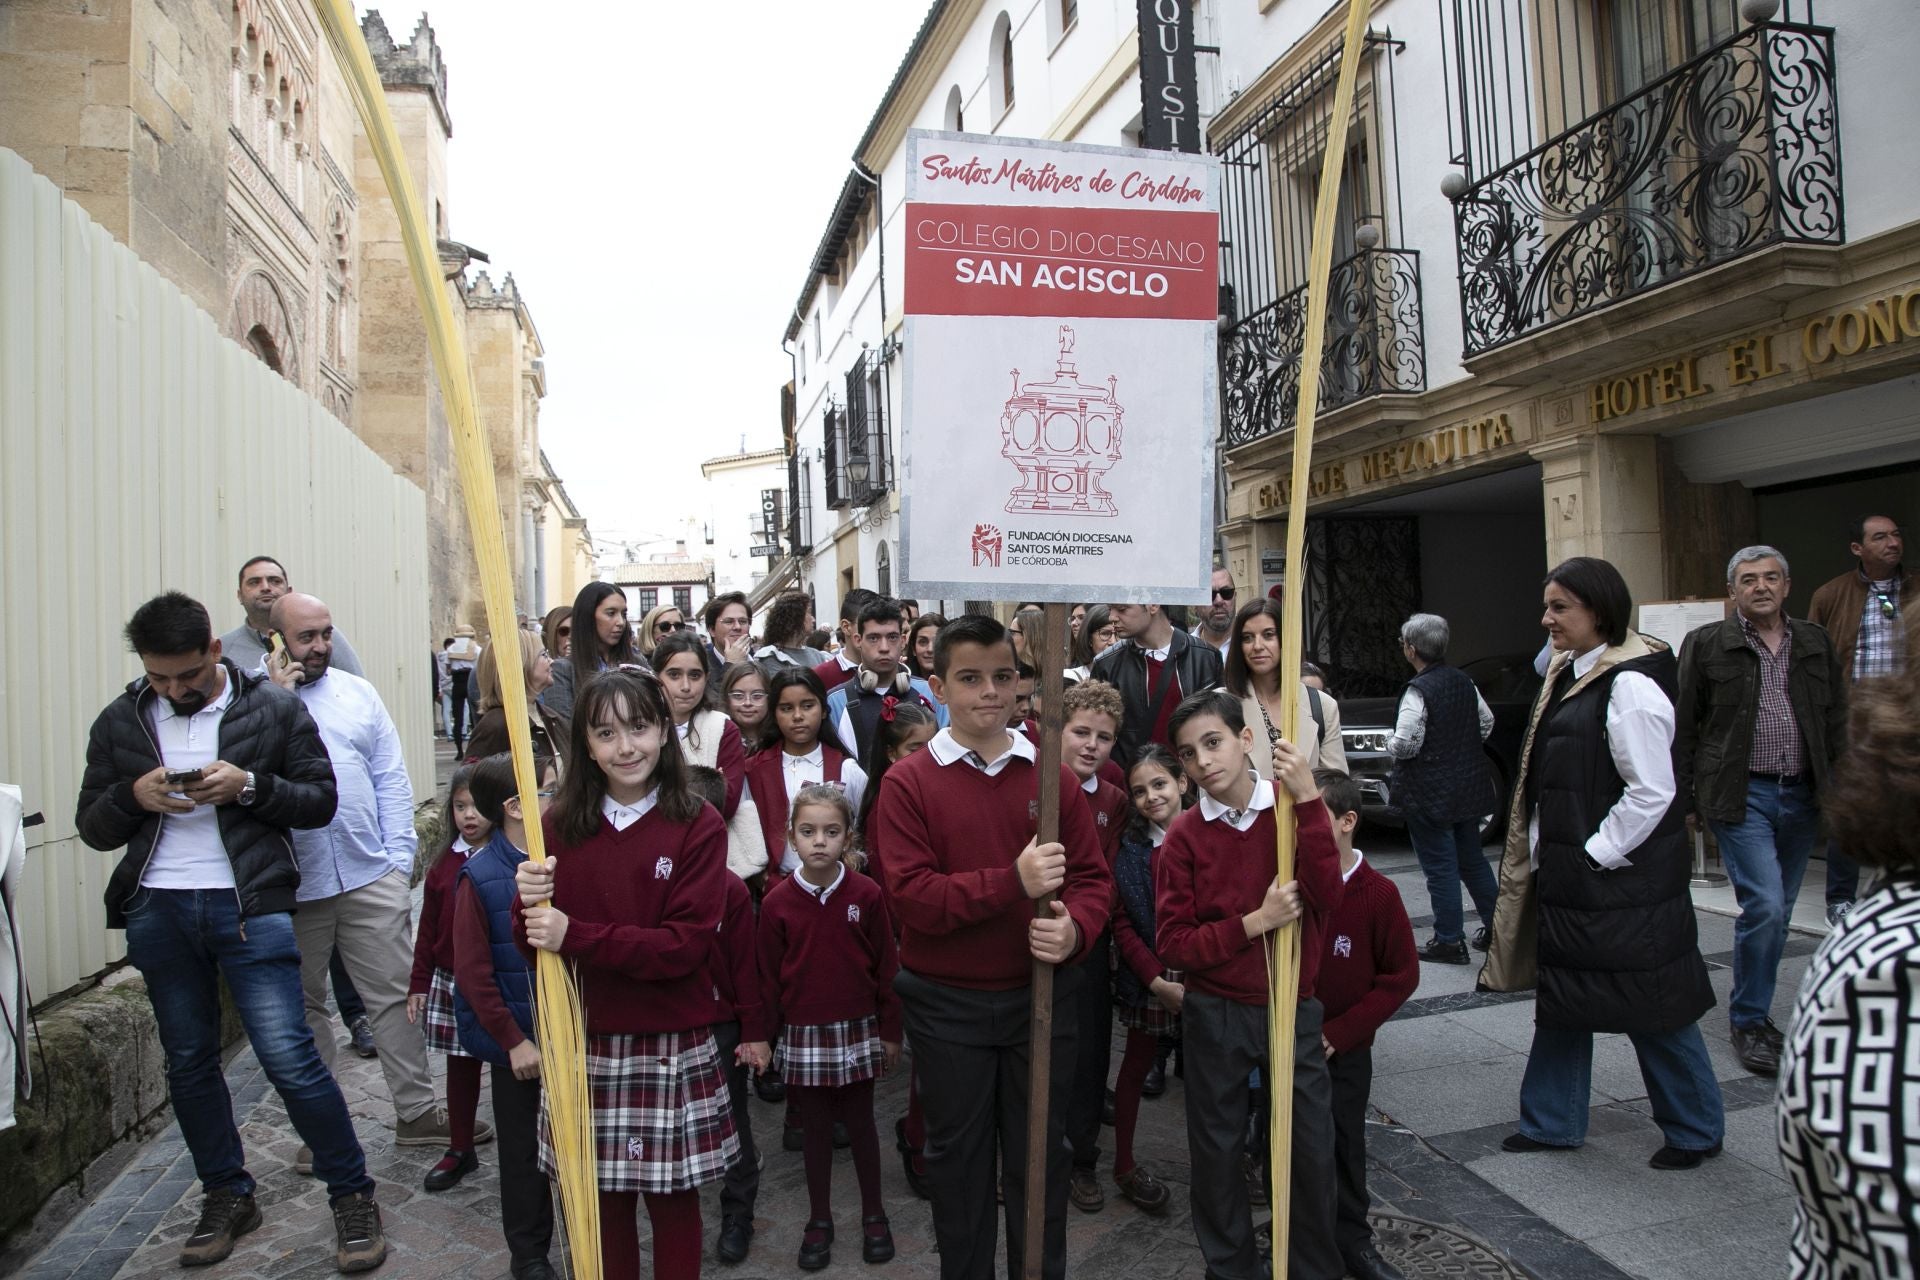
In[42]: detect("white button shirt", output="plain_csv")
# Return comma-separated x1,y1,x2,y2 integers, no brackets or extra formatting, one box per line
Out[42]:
142,674,238,889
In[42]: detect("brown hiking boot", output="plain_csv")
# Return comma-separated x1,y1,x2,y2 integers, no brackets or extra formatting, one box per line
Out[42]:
179,1189,262,1266
331,1192,387,1273
395,1106,493,1147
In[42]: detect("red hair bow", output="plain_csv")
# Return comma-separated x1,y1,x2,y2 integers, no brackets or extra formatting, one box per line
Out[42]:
880,694,899,722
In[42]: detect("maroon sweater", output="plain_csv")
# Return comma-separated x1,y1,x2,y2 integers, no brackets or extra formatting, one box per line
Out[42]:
757,870,902,1042
871,749,1111,990
1083,777,1129,865
1317,858,1418,1054
409,841,471,994
1155,794,1342,1005
744,743,854,882
712,872,766,1039
512,804,726,1034
812,657,855,694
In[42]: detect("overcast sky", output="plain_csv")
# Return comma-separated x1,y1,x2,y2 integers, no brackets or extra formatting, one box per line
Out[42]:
408,2,932,559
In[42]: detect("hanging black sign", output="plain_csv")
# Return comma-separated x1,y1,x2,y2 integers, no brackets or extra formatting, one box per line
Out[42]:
1137,0,1200,153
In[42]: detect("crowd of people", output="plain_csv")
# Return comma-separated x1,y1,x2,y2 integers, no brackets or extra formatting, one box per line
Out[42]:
69,513,1918,1280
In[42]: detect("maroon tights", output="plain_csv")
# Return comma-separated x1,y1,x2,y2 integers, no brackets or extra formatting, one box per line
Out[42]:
792,1080,886,1231
445,1055,482,1151
598,1189,701,1280
1112,1027,1159,1176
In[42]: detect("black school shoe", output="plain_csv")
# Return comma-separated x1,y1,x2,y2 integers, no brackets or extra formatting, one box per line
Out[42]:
862,1215,895,1264
754,1066,787,1103
894,1118,932,1200
798,1220,834,1271
1141,1059,1166,1098
424,1147,477,1191
717,1216,753,1264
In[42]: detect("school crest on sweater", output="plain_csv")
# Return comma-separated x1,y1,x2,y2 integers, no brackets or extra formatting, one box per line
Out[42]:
654,856,674,880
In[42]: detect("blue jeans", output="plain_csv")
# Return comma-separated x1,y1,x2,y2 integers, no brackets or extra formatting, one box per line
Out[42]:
1710,778,1820,1029
1825,837,1861,907
124,888,373,1200
1517,1023,1724,1151
1405,814,1499,944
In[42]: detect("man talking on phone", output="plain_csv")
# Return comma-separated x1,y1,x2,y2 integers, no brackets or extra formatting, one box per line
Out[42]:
77,591,390,1272
266,592,467,1159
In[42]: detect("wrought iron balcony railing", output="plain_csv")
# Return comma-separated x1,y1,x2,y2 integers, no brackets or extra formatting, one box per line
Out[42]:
1221,246,1426,449
1452,21,1841,357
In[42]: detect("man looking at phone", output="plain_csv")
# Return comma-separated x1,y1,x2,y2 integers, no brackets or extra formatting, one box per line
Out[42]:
76,592,389,1272
220,556,364,678
266,592,468,1158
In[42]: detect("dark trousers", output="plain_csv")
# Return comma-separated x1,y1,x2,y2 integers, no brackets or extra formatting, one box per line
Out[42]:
896,966,1080,1280
1064,933,1112,1172
1826,836,1862,906
709,1019,761,1223
489,1062,554,1266
1182,992,1342,1280
329,948,366,1022
1328,1046,1374,1262
450,668,472,744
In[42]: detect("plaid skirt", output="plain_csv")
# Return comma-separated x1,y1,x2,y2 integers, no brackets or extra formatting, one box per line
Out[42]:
1115,969,1185,1036
773,1015,882,1089
538,1028,738,1194
422,967,473,1058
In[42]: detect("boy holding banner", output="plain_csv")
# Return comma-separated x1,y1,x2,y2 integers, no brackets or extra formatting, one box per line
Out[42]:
1157,689,1345,1279
870,615,1111,1280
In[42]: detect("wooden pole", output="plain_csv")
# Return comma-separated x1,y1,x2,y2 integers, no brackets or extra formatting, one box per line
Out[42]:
1268,1,1374,1275
1022,602,1070,1280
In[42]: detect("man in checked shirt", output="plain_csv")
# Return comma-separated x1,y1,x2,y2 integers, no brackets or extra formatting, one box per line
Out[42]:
1676,547,1847,1078
1808,515,1914,925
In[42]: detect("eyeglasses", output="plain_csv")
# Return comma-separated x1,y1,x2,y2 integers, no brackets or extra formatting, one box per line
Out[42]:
536,787,558,799
728,691,769,704
556,624,571,637
656,621,689,633
1213,586,1238,600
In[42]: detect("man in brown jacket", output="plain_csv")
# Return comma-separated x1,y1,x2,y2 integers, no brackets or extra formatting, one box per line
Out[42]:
1806,514,1910,924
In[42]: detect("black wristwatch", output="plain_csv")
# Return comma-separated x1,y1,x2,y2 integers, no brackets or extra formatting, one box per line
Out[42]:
237,771,257,806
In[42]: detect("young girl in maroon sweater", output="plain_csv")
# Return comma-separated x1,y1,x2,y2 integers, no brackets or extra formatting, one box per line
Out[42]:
1107,744,1191,1214
746,665,867,888
513,670,737,1280
406,764,490,1193
747,784,901,1269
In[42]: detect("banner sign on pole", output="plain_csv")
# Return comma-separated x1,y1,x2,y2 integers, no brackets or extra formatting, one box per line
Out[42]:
1137,0,1202,153
899,131,1219,604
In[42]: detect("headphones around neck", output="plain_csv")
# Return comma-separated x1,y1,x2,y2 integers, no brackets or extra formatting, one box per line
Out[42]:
858,667,913,695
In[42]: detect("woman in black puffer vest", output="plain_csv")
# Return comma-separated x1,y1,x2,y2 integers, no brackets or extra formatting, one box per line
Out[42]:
1480,557,1724,1170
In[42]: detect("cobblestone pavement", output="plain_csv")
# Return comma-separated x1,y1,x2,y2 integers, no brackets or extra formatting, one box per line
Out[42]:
17,818,1815,1280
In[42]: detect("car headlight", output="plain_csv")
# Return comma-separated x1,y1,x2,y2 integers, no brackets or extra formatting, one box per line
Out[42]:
1343,729,1389,753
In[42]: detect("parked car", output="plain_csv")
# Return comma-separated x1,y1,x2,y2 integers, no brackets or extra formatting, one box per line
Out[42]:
1336,653,1544,840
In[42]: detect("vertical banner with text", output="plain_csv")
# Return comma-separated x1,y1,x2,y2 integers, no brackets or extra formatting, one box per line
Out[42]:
899,131,1220,603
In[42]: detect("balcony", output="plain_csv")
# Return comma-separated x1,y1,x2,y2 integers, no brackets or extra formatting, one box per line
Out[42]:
1221,247,1427,449
1451,21,1842,358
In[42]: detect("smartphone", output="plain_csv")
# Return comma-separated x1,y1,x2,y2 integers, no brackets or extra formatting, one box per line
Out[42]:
165,768,205,786
269,631,289,667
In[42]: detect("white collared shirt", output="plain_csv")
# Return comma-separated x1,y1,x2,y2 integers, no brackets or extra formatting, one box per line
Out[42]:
451,834,474,859
603,790,658,832
1197,777,1276,832
776,745,868,872
1146,821,1168,848
926,727,1037,778
290,669,418,901
142,672,239,890
1341,848,1367,883
675,720,692,741
795,861,847,905
1526,645,1675,870
1133,639,1173,663
1080,773,1099,795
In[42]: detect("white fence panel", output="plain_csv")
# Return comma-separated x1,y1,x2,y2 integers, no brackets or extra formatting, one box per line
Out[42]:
0,149,435,1002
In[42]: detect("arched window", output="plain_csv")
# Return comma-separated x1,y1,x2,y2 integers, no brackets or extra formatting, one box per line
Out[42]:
989,12,1014,120
944,84,965,134
876,541,892,598
246,325,283,372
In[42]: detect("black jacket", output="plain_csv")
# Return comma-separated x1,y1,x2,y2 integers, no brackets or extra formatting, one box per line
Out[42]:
1528,647,1714,1035
1675,615,1846,824
76,660,339,927
1089,627,1224,768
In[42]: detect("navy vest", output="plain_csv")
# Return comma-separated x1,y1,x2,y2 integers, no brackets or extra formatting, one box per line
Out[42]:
453,831,536,1066
1110,827,1161,1010
841,677,936,762
1390,664,1495,824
